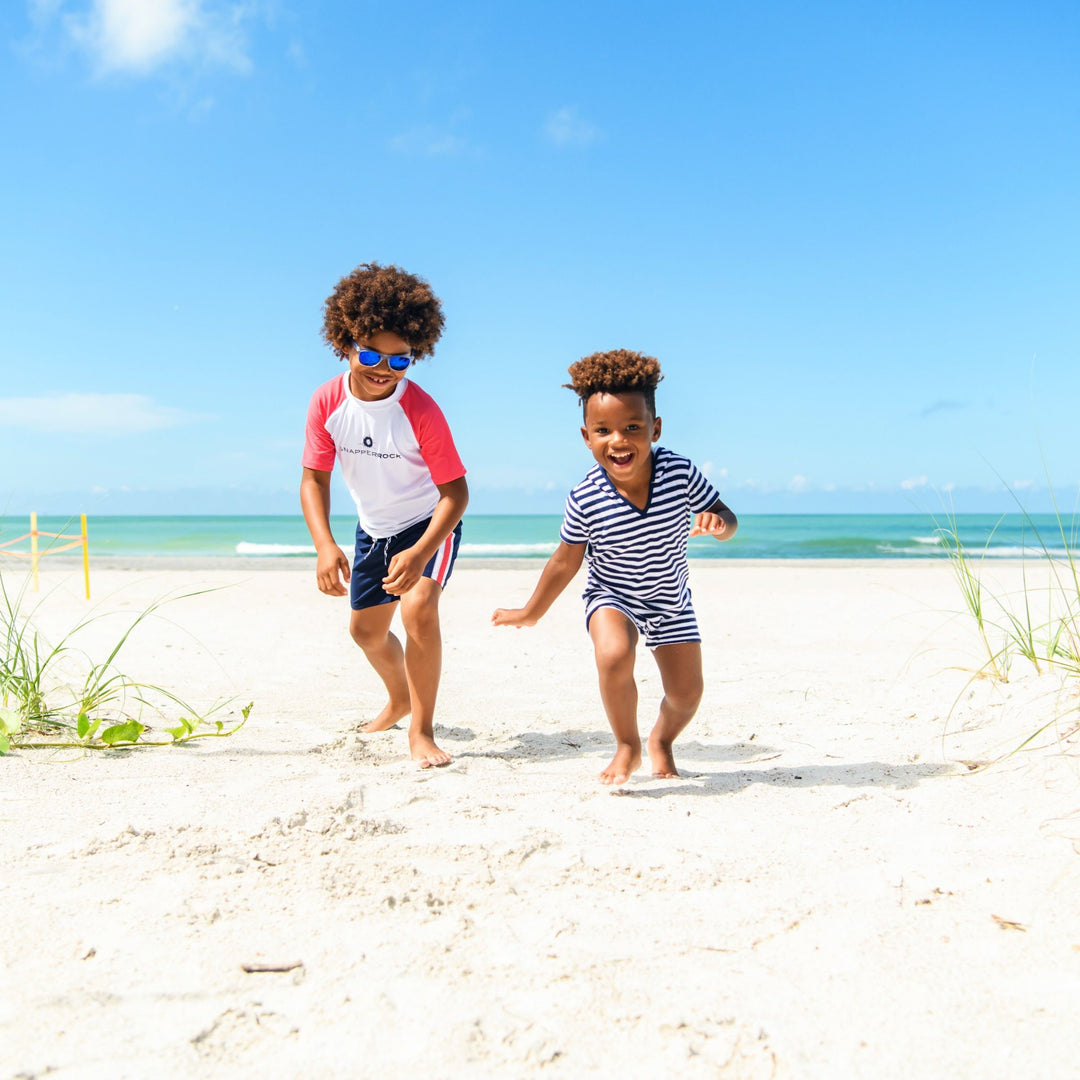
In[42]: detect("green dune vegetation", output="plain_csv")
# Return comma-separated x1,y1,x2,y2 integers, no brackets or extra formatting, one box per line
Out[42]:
0,570,250,754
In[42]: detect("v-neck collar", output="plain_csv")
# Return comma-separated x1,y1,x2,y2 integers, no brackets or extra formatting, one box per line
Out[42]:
596,447,657,514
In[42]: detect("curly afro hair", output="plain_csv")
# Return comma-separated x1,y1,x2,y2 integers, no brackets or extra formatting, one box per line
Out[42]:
565,349,664,418
322,262,445,360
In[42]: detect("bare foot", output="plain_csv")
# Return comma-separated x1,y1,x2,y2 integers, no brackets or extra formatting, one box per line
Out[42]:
409,732,452,769
360,700,410,733
598,743,642,786
647,735,680,779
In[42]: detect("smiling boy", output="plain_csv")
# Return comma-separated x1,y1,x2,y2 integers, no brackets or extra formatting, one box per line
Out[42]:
492,349,736,784
301,263,468,768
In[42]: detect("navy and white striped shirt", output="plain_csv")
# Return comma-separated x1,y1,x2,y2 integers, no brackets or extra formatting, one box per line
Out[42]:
560,446,720,616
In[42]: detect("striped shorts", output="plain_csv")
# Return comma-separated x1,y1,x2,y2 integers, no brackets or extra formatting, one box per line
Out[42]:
584,591,701,649
350,517,462,611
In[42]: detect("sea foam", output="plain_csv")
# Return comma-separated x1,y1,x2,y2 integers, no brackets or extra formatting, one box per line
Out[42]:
236,542,317,556
459,542,558,556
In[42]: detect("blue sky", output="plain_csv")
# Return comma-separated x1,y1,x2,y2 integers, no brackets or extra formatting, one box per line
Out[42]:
1,0,1078,517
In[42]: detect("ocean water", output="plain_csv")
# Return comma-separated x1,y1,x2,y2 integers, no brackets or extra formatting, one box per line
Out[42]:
3,513,1077,561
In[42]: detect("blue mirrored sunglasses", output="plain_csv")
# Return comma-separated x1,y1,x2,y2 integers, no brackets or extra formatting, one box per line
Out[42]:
355,347,412,372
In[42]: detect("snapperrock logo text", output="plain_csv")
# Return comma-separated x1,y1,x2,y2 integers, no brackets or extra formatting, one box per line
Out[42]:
340,446,402,461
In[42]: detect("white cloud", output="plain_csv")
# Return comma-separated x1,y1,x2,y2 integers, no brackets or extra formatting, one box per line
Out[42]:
740,478,771,492
390,111,472,157
900,475,929,490
389,129,467,157
788,474,810,493
285,38,306,67
0,393,211,434
29,0,64,21
700,462,730,485
543,106,599,147
59,0,255,75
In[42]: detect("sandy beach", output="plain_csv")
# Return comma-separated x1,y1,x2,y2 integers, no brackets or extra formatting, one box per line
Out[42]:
3,558,1079,1079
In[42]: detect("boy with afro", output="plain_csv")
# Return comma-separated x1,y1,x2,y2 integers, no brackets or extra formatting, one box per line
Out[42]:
301,263,468,768
493,349,736,785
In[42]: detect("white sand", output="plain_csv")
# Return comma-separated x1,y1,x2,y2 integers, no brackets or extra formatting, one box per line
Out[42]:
3,559,1079,1079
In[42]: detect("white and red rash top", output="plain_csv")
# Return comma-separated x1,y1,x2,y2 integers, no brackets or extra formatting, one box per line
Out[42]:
303,373,466,539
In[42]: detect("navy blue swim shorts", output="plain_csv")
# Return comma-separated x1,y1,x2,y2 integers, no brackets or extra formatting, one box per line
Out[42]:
350,517,462,611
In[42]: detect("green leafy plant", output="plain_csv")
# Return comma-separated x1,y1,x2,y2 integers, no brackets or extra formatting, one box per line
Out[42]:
0,568,251,753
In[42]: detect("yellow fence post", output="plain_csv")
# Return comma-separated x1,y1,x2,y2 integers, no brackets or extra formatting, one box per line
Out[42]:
30,511,39,592
0,514,88,589
81,513,91,599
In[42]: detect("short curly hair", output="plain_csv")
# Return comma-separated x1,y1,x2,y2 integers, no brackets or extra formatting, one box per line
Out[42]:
565,349,664,419
322,262,445,360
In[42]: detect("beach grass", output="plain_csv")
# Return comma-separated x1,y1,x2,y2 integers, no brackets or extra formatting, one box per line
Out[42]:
934,501,1080,753
0,567,250,754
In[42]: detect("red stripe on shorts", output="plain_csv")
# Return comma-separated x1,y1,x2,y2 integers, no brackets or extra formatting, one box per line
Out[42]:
434,534,453,584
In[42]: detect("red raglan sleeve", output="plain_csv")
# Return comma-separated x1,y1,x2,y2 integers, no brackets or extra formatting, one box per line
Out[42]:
302,378,342,472
399,382,466,485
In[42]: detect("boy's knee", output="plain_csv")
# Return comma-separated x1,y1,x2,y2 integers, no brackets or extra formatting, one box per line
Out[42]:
349,623,384,650
349,611,392,650
588,609,637,670
593,638,635,672
668,685,703,714
665,675,703,714
401,598,441,639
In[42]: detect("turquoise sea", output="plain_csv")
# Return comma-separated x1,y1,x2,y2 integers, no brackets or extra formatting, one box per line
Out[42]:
4,514,1077,561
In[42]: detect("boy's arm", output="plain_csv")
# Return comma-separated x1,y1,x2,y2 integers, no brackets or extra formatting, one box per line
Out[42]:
382,476,470,596
689,497,738,541
300,467,351,596
492,541,586,628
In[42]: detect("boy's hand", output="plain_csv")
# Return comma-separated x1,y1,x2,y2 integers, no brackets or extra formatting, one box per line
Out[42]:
316,545,351,596
383,546,427,596
689,511,728,539
491,607,537,628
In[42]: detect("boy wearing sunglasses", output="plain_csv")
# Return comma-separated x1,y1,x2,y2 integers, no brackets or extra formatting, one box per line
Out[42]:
492,349,737,785
301,263,469,768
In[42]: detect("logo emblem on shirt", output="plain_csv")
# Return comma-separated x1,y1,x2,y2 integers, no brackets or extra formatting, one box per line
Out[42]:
363,436,374,448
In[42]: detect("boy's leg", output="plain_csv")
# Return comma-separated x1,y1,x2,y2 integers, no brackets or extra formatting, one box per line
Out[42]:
399,577,451,768
588,606,641,785
648,642,704,778
349,602,411,732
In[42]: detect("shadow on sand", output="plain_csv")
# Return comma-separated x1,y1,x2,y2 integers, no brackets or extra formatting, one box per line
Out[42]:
449,727,955,795
617,760,955,798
